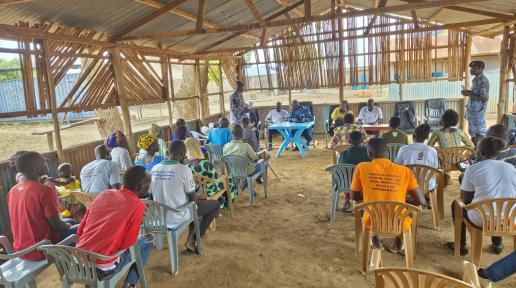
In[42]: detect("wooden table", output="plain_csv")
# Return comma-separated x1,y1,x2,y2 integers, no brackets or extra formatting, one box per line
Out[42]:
361,124,390,133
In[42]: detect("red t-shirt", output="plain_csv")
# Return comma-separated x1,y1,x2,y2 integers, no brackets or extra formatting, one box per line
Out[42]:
76,187,145,268
8,180,61,260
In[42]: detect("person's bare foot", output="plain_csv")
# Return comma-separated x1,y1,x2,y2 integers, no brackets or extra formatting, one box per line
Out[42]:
185,240,196,253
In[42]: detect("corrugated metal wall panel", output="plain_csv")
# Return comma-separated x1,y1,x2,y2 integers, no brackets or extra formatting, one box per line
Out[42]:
388,70,514,114
0,73,94,121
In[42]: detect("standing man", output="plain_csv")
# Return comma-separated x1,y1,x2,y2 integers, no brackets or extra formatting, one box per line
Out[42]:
462,61,489,146
229,80,248,126
265,101,289,150
357,99,383,125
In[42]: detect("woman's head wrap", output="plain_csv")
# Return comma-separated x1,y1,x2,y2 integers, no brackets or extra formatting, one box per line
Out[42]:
138,134,157,150
106,130,126,149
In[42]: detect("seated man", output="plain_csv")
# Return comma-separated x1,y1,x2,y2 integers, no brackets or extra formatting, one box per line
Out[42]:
265,101,289,151
331,113,368,148
151,141,220,253
77,166,152,288
357,98,383,125
382,116,409,145
171,118,192,141
223,125,266,181
207,117,232,146
8,151,72,260
486,124,516,166
395,124,438,190
80,145,121,196
351,138,426,253
242,117,259,152
289,100,314,150
338,131,370,212
446,137,516,255
330,100,353,135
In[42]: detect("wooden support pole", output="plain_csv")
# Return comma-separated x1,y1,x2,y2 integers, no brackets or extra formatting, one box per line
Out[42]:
463,33,472,129
338,16,344,102
41,39,64,160
498,26,510,123
111,47,134,152
398,82,403,101
195,59,208,120
161,54,174,129
218,61,225,115
287,47,292,104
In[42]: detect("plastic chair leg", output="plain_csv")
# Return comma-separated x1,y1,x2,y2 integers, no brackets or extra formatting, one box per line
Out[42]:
429,191,440,230
469,227,483,266
167,231,179,275
354,214,362,255
247,177,254,207
131,244,147,288
154,233,164,250
361,228,370,274
331,190,339,221
369,248,382,271
403,229,414,268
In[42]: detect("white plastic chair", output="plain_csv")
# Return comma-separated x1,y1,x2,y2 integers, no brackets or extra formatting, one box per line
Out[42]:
222,155,268,206
39,235,147,288
141,200,203,275
386,143,405,162
206,144,225,173
325,164,356,221
190,131,208,145
0,236,51,288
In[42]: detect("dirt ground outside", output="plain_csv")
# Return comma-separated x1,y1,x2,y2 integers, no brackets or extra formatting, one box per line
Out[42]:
31,135,514,288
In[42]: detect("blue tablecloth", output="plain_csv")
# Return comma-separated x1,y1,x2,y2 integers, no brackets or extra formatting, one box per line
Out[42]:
268,121,315,158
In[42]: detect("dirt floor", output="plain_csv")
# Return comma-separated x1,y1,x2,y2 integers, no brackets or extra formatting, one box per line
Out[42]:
33,135,514,288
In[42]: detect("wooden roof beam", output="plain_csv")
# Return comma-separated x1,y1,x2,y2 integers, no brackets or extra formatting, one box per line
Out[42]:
112,0,188,39
0,0,31,5
275,0,304,17
196,0,206,33
198,17,511,54
364,0,388,35
243,0,267,28
304,0,311,18
124,0,489,40
134,0,259,40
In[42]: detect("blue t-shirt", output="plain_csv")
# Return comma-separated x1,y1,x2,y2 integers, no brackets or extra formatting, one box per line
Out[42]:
208,128,232,146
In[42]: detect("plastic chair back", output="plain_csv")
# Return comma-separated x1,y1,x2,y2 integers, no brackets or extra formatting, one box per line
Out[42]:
70,192,95,209
425,98,446,129
386,143,405,162
221,155,253,180
40,245,100,285
331,144,351,164
206,144,224,163
142,200,171,234
437,147,473,172
394,101,417,133
325,164,355,193
462,198,516,237
191,131,207,145
375,267,477,288
354,201,422,237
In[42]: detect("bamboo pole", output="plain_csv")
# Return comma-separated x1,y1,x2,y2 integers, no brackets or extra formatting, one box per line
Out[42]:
287,47,292,104
195,59,209,120
498,26,510,123
338,15,344,102
218,61,225,115
110,47,134,152
462,34,472,129
41,39,64,160
161,54,174,129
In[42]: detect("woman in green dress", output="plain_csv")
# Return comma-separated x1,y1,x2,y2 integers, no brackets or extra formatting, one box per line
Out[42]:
184,137,237,209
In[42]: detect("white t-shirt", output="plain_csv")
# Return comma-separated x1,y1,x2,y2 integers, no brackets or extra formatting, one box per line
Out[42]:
266,109,289,124
110,147,132,172
150,160,196,227
461,159,516,227
395,142,439,190
357,106,383,124
80,159,121,196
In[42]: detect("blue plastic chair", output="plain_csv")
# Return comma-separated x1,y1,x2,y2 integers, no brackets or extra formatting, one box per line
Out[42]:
0,236,51,288
222,155,268,207
39,235,146,288
325,164,356,221
142,200,202,275
206,144,225,173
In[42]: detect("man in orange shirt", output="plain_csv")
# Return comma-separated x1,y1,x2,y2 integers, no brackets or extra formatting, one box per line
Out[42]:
351,138,426,254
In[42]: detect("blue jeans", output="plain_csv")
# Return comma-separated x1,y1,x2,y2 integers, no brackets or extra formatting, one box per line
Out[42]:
98,235,153,285
484,251,516,282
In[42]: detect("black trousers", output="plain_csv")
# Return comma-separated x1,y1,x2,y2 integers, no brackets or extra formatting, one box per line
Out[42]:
189,200,220,240
451,200,502,248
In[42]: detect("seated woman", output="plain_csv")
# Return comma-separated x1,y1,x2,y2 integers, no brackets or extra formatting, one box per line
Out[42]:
171,118,193,141
428,109,474,149
134,134,164,171
184,137,237,208
445,137,516,255
149,124,168,157
330,113,367,149
106,130,132,172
